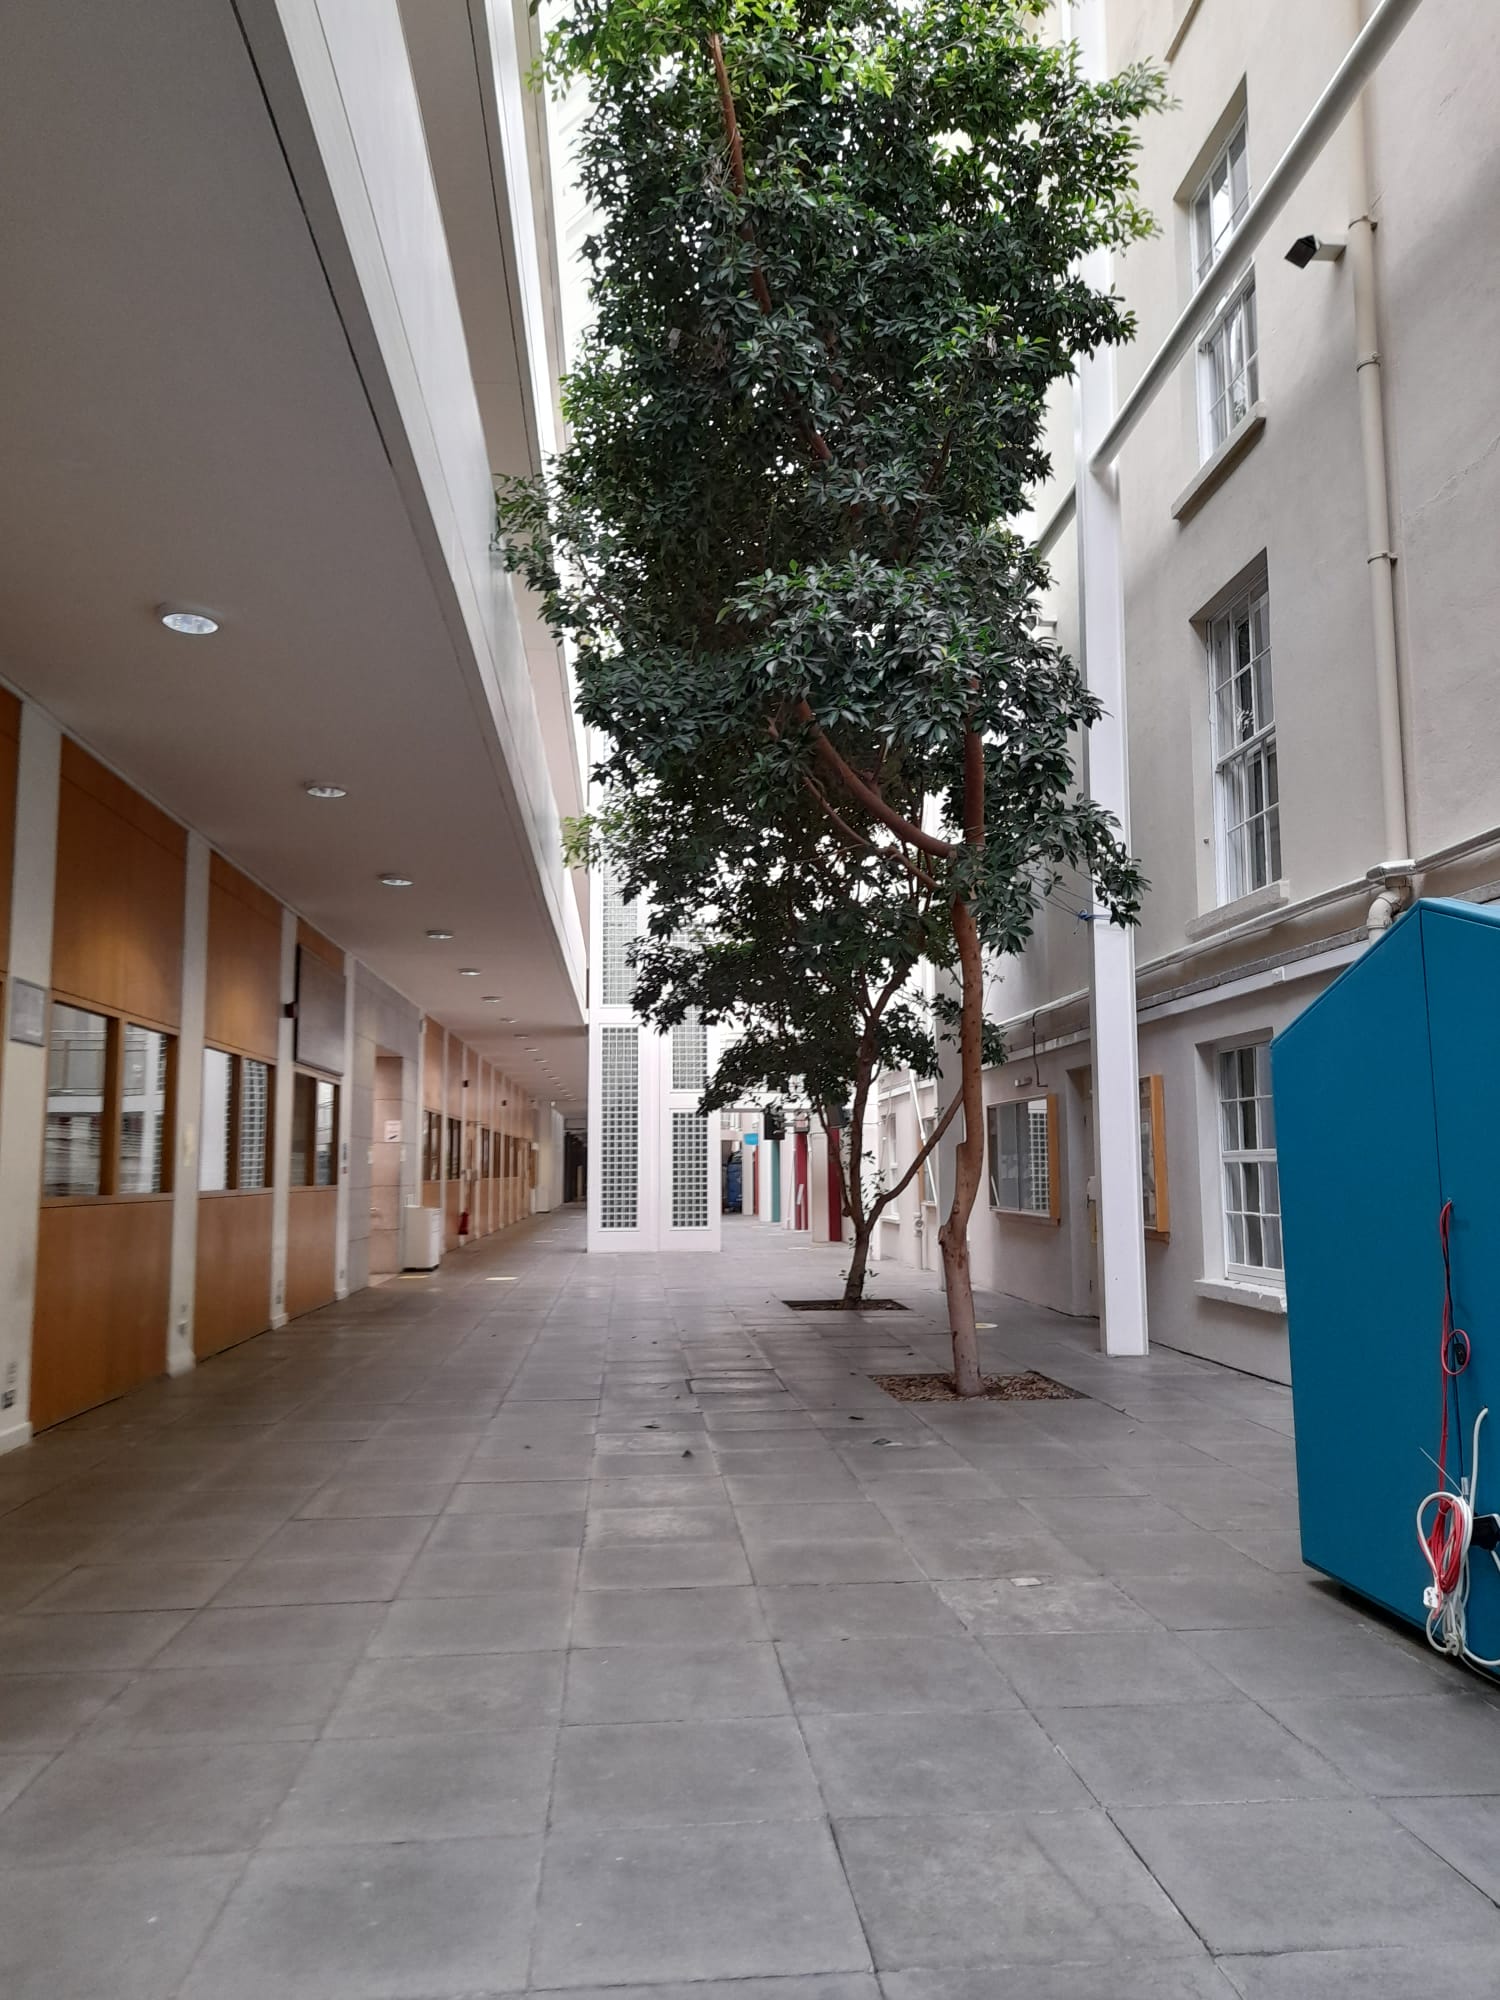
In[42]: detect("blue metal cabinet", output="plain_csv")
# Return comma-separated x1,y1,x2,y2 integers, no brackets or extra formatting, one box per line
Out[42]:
1273,898,1500,1665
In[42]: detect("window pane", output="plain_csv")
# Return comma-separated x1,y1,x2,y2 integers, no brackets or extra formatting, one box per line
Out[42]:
45,1003,108,1197
239,1060,270,1190
200,1049,232,1192
119,1026,170,1193
291,1073,314,1185
314,1081,337,1187
1024,1100,1050,1214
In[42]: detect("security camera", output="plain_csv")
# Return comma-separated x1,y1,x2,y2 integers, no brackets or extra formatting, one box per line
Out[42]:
1285,233,1346,269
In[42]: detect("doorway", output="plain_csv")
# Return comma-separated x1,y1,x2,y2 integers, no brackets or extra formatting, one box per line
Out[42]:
369,1049,404,1279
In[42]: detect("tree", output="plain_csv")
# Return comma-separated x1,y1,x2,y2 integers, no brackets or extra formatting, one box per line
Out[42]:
500,0,1161,1392
576,778,1000,1308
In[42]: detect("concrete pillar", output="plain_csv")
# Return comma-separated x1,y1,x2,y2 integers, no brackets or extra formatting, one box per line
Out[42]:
335,950,354,1296
0,705,60,1451
166,832,209,1375
269,905,297,1326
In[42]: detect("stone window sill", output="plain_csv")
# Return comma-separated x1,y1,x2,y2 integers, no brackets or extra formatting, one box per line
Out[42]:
1195,1276,1287,1316
1185,878,1292,943
1172,403,1267,524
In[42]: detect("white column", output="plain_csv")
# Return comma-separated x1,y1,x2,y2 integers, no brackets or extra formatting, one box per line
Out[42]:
1072,0,1148,1359
269,905,297,1327
0,706,60,1450
166,833,209,1376
335,951,355,1296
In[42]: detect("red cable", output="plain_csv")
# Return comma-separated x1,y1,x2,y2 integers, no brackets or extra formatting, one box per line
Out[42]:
1429,1201,1470,1595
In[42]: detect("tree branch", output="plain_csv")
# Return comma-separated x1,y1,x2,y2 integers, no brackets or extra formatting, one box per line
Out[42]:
797,772,938,891
870,1086,963,1220
794,698,956,860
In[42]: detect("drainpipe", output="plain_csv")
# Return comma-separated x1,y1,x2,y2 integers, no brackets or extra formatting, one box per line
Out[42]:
1348,0,1414,932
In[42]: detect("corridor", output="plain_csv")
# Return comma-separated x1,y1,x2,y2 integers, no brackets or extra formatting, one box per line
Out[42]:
3,1214,1500,1998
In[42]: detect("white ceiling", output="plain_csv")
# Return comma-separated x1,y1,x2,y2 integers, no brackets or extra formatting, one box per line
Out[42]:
0,2,587,1109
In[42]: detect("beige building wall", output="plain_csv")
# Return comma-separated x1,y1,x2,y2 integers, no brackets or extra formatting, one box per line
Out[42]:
879,0,1500,1381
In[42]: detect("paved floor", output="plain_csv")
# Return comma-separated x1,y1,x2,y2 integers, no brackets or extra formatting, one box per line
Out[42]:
3,1213,1500,1997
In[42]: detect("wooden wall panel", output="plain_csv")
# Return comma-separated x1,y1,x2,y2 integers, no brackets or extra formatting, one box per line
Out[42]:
205,855,281,1061
285,1186,337,1320
52,743,185,1026
31,1200,172,1429
0,691,21,972
194,1194,274,1358
296,919,343,972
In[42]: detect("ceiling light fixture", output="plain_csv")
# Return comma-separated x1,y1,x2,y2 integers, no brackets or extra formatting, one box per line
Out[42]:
458,968,480,977
159,607,219,636
426,929,454,941
304,783,347,800
378,873,414,889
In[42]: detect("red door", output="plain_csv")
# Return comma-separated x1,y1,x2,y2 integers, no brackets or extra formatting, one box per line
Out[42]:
827,1136,843,1241
793,1132,809,1230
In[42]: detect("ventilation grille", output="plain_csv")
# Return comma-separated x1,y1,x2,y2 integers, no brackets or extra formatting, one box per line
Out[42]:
599,1025,639,1229
671,1110,709,1229
671,1010,708,1092
601,867,640,1007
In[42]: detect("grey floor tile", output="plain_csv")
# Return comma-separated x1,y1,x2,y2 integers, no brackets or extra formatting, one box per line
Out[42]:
737,1501,893,1541
0,1610,190,1672
369,1588,574,1656
0,1564,79,1611
748,1538,924,1586
1039,1699,1350,1805
83,1661,351,1744
777,1634,1018,1716
835,1808,1198,1970
26,1561,240,1614
590,1474,728,1508
212,1553,412,1606
0,1755,46,1809
1217,1943,1500,1998
153,1603,383,1666
564,1644,790,1723
326,1651,565,1736
760,1583,966,1642
1266,1693,1500,1794
445,1478,590,1515
178,1835,541,2000
935,1576,1157,1636
807,1707,1089,1815
532,1820,870,1986
1382,1794,1500,1901
108,1516,283,1562
1082,1528,1260,1579
265,1727,555,1843
902,1528,1096,1581
579,1541,753,1589
1182,1623,1453,1700
983,1629,1239,1707
881,1963,1236,1999
528,1980,877,2000
0,1739,308,1860
258,1515,434,1559
0,1853,244,2000
1118,1570,1355,1631
552,1716,821,1827
1114,1799,1500,1953
297,1480,455,1518
584,1504,739,1545
726,1469,863,1504
0,1672,129,1749
427,1509,585,1551
572,1585,767,1648
399,1548,578,1596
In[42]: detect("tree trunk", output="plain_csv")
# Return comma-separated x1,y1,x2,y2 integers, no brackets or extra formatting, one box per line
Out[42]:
842,1224,873,1306
938,726,987,1396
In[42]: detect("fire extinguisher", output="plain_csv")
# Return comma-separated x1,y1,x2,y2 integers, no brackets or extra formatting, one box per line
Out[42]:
458,1208,470,1242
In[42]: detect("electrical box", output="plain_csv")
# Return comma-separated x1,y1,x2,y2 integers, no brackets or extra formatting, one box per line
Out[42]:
401,1203,443,1272
1273,898,1500,1669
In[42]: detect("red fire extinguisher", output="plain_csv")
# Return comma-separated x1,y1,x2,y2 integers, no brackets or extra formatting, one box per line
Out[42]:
458,1208,470,1242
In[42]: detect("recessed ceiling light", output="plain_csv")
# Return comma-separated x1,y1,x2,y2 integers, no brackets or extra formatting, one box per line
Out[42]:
426,929,454,941
481,995,504,1004
304,783,347,800
159,608,219,636
457,967,480,977
378,873,414,888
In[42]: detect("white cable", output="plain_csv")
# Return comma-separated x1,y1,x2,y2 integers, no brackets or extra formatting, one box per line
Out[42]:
1415,1406,1500,1673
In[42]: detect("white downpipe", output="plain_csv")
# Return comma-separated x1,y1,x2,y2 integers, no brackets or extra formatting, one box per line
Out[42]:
1348,0,1412,888
1067,0,1149,1360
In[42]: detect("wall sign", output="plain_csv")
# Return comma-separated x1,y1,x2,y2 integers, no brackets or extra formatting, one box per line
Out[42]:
8,979,45,1047
384,1120,402,1144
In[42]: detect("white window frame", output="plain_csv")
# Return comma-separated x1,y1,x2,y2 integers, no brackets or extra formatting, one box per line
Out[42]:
1216,1041,1283,1282
1197,277,1259,457
1207,579,1279,904
1191,118,1250,284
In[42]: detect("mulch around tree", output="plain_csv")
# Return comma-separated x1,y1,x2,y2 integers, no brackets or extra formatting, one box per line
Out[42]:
873,1370,1081,1403
783,1298,909,1312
